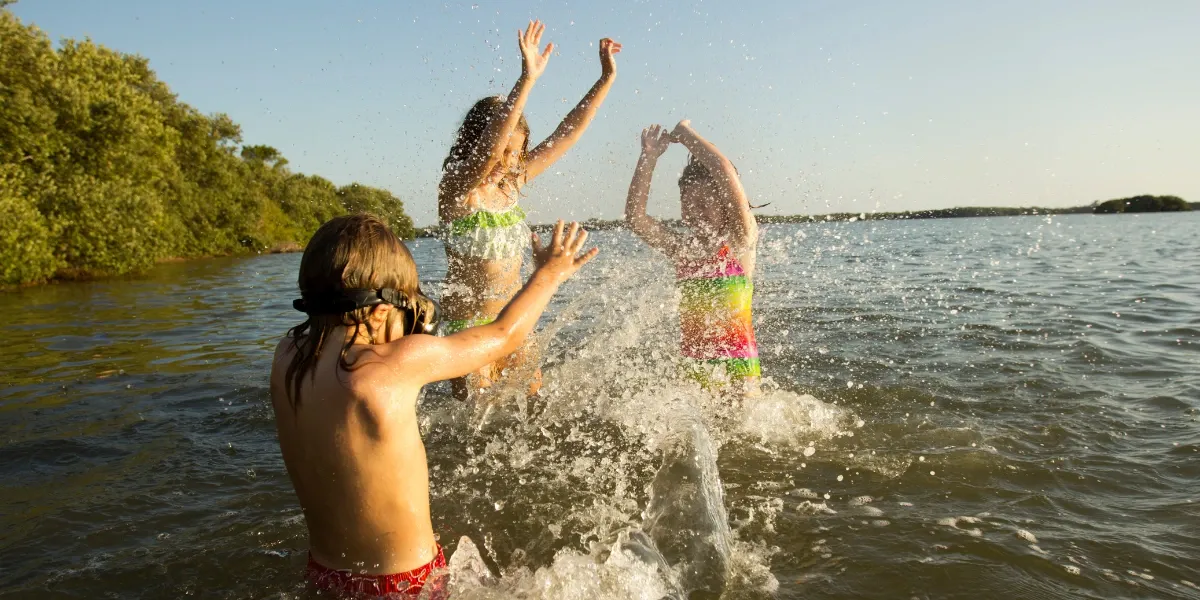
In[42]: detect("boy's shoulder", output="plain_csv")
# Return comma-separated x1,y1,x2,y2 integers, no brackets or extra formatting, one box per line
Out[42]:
345,334,443,383
271,336,298,372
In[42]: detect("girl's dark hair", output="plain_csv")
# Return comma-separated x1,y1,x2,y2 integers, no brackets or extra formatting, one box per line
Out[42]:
284,214,421,409
679,154,738,189
442,96,531,193
679,155,769,209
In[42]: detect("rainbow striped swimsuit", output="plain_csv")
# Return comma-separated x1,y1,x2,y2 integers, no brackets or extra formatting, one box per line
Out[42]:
676,244,761,384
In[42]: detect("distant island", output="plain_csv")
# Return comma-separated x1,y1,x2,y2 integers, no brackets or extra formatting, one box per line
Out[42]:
1092,195,1192,214
415,195,1193,237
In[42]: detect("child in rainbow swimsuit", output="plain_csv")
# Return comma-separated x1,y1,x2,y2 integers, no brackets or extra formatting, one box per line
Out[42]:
625,120,761,395
438,20,621,400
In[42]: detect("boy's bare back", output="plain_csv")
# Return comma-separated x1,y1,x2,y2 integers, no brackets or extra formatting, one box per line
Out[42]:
269,216,596,589
270,334,438,574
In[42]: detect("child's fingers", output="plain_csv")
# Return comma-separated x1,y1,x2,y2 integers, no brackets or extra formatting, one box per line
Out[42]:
531,231,542,251
575,247,600,268
551,220,564,250
565,222,580,247
571,229,589,254
542,42,554,60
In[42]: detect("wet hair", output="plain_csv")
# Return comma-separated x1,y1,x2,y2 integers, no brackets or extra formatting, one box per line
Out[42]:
284,213,426,409
679,155,769,210
680,155,732,228
442,96,531,193
678,154,723,190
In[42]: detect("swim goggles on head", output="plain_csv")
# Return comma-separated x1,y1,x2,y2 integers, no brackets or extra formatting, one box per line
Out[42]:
293,287,441,336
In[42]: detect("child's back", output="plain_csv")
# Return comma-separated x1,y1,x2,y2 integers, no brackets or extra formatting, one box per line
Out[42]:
269,215,596,596
271,335,437,573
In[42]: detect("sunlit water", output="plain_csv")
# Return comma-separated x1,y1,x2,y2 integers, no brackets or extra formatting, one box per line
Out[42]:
2,214,1198,599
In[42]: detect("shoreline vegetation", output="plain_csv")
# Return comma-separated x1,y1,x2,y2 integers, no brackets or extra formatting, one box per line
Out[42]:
415,196,1196,237
0,7,415,289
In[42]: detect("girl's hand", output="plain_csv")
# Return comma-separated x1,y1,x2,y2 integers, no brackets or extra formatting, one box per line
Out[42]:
532,220,598,281
640,125,672,159
599,38,622,77
670,119,693,142
519,20,553,81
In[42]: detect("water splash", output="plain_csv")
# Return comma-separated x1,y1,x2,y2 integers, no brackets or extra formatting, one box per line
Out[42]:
417,241,849,597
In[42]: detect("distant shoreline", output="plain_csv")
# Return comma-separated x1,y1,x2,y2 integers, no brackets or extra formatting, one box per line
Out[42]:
414,199,1197,238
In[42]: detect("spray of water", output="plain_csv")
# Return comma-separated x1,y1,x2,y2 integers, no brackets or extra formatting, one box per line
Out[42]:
417,238,858,598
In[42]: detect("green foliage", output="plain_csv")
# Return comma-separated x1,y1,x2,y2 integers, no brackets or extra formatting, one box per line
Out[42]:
0,8,413,286
241,144,287,169
1093,195,1191,214
337,183,416,240
0,166,55,284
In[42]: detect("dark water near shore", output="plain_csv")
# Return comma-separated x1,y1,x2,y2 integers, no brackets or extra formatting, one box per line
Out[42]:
2,213,1198,598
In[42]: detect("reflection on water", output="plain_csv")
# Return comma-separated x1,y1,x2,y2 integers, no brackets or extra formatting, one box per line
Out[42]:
1,214,1198,599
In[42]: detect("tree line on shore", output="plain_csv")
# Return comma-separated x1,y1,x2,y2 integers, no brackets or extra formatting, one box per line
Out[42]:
0,7,414,287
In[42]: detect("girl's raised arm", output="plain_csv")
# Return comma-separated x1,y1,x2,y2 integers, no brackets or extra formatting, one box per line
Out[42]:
523,38,622,182
671,120,757,245
625,125,685,258
440,20,553,201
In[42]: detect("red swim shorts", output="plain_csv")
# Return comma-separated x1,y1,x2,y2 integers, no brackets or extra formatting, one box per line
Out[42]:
306,545,447,598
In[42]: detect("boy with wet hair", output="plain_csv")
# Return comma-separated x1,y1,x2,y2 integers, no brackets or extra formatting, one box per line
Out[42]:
270,214,596,596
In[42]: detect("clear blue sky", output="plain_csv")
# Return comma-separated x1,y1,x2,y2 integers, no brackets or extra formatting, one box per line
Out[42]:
12,1,1200,226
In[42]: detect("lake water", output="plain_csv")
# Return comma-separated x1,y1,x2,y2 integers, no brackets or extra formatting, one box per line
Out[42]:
1,213,1198,599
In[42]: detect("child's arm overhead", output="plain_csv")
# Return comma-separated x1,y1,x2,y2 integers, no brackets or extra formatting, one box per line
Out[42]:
671,120,757,244
523,38,622,182
390,221,597,385
625,125,685,257
440,20,552,198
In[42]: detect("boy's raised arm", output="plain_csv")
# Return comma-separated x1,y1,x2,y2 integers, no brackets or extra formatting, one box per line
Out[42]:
392,221,597,385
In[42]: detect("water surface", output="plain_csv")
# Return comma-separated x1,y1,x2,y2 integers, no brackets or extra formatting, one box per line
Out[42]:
1,213,1198,598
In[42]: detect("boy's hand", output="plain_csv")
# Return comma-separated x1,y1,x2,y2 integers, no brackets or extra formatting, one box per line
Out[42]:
640,125,672,159
531,220,598,282
519,19,553,80
599,38,622,78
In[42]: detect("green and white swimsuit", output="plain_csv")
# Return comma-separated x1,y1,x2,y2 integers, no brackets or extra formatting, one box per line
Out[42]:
441,186,530,334
444,204,531,261
443,179,530,261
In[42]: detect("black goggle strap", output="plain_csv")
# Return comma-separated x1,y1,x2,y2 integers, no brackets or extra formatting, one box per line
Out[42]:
293,288,441,335
293,288,409,315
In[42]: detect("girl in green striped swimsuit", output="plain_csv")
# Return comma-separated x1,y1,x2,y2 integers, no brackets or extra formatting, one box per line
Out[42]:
437,20,620,400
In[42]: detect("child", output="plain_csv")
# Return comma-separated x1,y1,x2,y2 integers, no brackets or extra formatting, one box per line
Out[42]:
624,120,761,396
269,214,597,596
437,20,620,399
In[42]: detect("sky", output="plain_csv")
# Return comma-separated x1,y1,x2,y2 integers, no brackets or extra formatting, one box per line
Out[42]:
11,0,1200,226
